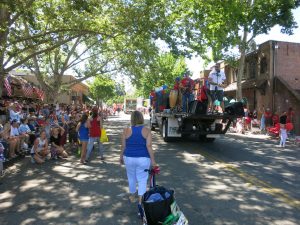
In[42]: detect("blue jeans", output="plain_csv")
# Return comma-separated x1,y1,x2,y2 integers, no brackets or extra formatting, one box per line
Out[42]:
182,93,194,112
86,137,104,160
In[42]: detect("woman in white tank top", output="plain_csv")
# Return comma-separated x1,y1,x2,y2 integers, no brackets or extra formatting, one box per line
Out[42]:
31,130,50,164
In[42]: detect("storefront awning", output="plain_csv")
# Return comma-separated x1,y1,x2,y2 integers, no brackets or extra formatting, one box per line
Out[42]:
82,94,95,103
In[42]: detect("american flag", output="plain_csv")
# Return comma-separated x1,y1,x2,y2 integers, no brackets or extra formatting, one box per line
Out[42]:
4,76,12,96
22,83,33,97
36,88,45,101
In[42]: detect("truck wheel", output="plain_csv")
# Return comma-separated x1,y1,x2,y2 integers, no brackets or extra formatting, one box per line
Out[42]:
199,135,215,143
162,120,170,142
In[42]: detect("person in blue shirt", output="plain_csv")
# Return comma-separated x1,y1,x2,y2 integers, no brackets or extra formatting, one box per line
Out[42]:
76,113,90,164
120,110,157,215
19,118,31,134
18,118,31,149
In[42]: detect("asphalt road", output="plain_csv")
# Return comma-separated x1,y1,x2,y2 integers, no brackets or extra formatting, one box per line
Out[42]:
0,113,299,225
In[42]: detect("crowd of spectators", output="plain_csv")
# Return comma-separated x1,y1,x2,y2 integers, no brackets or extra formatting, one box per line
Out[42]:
233,105,295,136
0,98,112,170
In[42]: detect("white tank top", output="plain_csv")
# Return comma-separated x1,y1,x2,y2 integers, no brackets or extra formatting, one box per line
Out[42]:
31,137,46,153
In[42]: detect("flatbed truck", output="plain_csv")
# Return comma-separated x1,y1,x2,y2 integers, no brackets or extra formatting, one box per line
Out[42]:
150,104,243,142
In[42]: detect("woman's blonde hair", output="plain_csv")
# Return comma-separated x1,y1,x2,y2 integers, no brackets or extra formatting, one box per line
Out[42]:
131,110,144,126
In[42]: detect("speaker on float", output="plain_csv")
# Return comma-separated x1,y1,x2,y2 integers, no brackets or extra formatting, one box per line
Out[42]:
224,102,244,117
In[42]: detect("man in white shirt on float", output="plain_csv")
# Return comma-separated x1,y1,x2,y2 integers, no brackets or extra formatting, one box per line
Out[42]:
208,63,227,113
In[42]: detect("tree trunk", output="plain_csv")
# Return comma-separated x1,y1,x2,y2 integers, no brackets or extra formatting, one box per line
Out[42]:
236,28,248,101
46,88,59,103
0,5,10,97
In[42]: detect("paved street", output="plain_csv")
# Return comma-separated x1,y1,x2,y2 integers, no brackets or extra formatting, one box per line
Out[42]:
0,114,299,225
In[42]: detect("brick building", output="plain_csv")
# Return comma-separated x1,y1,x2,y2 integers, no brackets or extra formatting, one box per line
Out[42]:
201,40,300,135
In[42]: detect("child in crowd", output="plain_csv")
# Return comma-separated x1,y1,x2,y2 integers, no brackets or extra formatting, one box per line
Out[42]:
31,130,50,164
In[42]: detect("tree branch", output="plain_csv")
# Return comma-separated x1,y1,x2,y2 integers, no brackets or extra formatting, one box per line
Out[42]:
9,28,119,45
60,36,82,74
3,38,52,67
63,68,119,88
65,52,108,71
63,41,100,70
5,34,82,72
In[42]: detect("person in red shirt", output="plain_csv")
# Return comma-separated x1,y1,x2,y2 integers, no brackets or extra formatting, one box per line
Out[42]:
173,77,181,90
86,108,105,161
179,72,194,112
264,108,272,128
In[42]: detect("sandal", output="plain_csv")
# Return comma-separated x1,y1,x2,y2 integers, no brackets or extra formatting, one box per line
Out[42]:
128,195,135,203
80,160,87,165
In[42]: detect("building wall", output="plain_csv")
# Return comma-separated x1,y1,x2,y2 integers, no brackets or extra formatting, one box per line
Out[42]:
274,42,300,135
274,80,300,135
275,42,300,90
223,41,300,135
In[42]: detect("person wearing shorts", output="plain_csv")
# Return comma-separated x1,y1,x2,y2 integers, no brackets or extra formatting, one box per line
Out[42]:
208,63,227,113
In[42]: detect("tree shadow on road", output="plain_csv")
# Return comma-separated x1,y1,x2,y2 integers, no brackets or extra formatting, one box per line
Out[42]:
0,118,299,225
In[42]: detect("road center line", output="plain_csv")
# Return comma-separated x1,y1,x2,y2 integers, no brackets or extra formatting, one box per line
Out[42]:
198,149,300,210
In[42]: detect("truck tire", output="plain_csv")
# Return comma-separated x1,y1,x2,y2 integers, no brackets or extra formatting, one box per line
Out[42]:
199,135,215,143
162,119,171,142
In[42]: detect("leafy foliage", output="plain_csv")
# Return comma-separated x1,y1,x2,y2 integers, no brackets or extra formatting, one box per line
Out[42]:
135,53,188,97
88,76,116,103
162,0,299,99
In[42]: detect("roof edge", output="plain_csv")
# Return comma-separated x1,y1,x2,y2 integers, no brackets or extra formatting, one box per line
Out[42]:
276,76,300,101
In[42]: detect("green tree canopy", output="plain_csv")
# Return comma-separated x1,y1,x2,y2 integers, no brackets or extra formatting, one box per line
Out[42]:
88,76,116,104
0,0,170,97
135,52,188,97
161,0,299,100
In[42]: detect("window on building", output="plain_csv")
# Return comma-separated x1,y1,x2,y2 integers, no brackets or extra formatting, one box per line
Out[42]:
260,57,267,74
249,60,257,78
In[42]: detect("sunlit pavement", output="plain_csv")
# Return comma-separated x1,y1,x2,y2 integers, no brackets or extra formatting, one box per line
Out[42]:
0,113,299,225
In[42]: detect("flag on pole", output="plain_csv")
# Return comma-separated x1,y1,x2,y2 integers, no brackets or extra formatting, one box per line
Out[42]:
4,76,12,96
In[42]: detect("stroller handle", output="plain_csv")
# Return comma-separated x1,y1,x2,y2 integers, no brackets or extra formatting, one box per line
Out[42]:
144,166,160,175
